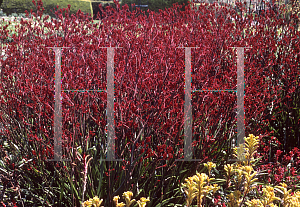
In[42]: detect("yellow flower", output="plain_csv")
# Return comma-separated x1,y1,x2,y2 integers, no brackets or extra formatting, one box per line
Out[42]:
233,134,260,165
244,134,260,165
82,196,103,207
140,197,150,202
227,190,242,207
289,191,300,206
123,191,136,206
191,173,209,193
242,166,258,189
137,197,150,207
233,167,244,188
224,164,234,177
92,196,102,207
279,182,287,189
181,177,197,206
245,199,263,207
261,186,281,206
113,196,121,206
212,184,220,194
224,164,234,187
186,172,216,206
123,191,133,200
82,199,93,207
275,183,296,206
204,162,216,176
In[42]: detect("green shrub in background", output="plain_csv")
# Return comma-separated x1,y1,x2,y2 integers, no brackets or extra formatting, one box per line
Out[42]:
1,0,196,21
1,0,91,19
90,0,190,20
119,0,189,16
0,9,6,17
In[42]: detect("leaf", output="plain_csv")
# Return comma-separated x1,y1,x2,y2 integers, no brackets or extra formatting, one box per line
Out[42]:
0,164,8,175
131,150,146,167
211,178,227,184
17,158,33,168
67,172,80,201
179,169,189,174
96,160,106,197
154,197,176,207
274,187,284,195
32,166,43,176
252,155,264,166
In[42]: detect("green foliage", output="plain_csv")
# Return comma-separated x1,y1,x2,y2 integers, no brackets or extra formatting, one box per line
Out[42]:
91,1,118,19
1,0,91,19
120,0,189,16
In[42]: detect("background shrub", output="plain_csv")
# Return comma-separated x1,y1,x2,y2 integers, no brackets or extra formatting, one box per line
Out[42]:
1,0,91,19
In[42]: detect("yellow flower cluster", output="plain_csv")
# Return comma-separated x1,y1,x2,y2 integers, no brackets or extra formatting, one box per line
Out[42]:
137,197,151,207
204,161,216,178
81,196,103,207
181,162,220,207
245,183,300,207
81,134,300,207
181,134,300,207
82,191,150,207
113,191,149,207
